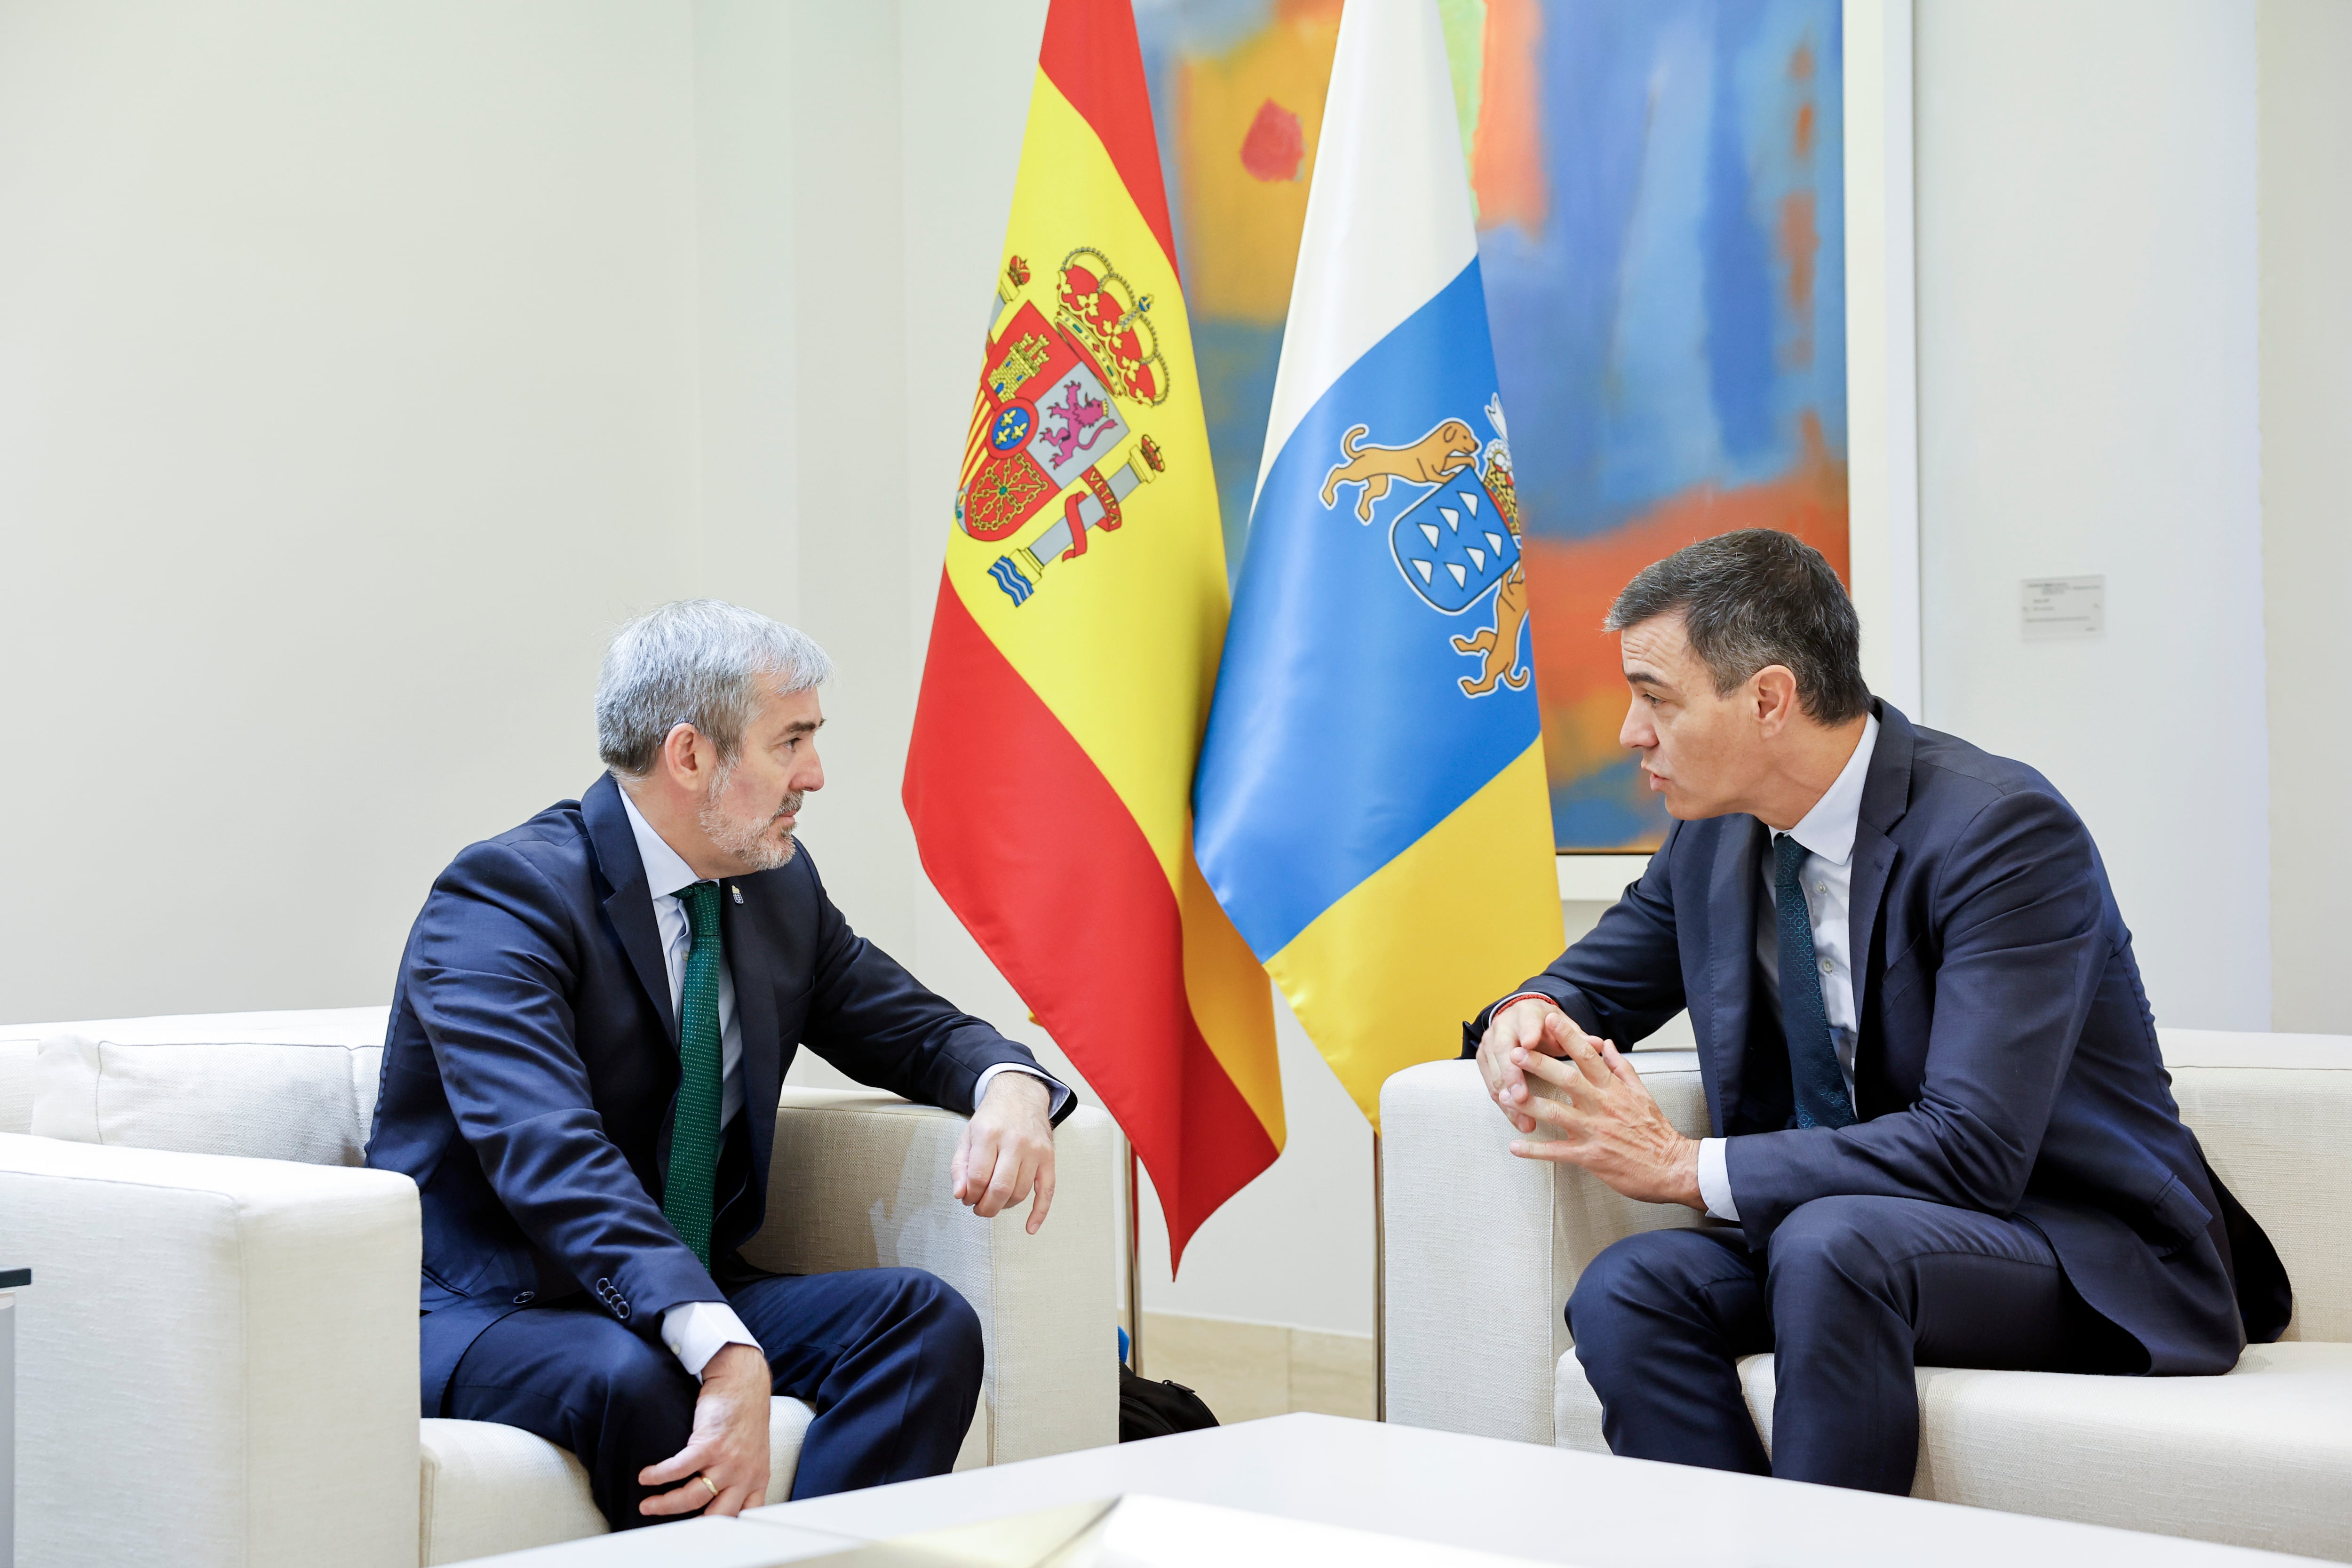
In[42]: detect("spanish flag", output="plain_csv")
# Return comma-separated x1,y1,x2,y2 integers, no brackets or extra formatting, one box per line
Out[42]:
903,0,1282,1266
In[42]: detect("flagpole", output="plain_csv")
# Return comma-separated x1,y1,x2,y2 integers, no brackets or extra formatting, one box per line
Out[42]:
1373,1128,1387,1421
1126,1138,1146,1377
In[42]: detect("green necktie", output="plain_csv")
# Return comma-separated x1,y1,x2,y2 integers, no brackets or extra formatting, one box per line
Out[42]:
662,880,724,1268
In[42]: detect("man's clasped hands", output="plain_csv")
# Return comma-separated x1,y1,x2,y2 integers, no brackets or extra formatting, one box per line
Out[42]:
1473,995,1705,1212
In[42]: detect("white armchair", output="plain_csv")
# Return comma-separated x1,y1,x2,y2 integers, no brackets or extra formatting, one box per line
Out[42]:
0,1008,1117,1567
1381,1030,2352,1562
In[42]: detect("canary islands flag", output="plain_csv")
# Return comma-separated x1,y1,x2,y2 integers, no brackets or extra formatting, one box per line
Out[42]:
1193,0,1564,1124
905,0,1283,1266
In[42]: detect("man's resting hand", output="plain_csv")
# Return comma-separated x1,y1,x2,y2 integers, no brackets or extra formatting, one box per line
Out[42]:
954,1070,1057,1234
638,1342,770,1517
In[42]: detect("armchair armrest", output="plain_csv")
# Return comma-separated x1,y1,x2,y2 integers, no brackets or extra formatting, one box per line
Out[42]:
739,1090,1118,1465
1379,1053,1710,1446
0,1131,421,1568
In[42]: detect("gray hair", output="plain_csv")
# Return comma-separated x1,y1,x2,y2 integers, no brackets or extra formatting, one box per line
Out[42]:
595,600,834,780
1604,530,1869,724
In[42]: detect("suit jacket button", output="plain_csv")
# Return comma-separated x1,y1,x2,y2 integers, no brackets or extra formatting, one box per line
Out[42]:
613,1300,631,1321
512,1291,536,1305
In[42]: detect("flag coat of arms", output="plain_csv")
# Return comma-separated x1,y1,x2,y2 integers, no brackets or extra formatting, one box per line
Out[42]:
905,0,1282,1264
1193,0,1565,1123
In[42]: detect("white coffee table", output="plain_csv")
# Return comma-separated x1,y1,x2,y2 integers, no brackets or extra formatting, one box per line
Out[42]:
461,1414,2327,1565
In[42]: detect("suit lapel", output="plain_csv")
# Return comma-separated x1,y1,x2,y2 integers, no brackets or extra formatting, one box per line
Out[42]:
1703,814,1768,1132
1848,701,1918,1027
582,773,679,1047
722,885,785,1183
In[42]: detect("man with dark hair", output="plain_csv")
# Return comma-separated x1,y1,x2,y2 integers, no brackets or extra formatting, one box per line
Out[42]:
1470,529,2288,1495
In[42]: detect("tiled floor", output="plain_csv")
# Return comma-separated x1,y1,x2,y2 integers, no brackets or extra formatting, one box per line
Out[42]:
1134,1312,1375,1424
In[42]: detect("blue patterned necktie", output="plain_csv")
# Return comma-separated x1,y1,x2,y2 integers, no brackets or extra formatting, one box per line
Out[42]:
1774,833,1856,1130
662,880,724,1267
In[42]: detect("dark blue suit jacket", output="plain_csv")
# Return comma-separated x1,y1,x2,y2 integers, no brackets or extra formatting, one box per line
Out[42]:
366,772,1063,1412
1473,702,2288,1373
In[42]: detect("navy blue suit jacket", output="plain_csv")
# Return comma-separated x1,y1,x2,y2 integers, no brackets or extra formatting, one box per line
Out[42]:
1473,702,2289,1373
366,772,1063,1412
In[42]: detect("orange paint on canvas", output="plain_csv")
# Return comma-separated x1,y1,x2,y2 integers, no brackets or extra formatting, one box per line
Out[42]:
1778,188,1818,360
1521,411,1848,836
1471,0,1546,235
1170,0,1341,323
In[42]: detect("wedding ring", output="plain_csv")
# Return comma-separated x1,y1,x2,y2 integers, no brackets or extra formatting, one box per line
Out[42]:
699,1475,720,1499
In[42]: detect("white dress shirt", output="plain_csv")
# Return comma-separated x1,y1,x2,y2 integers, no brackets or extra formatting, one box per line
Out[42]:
618,790,1063,1378
1695,713,1879,1222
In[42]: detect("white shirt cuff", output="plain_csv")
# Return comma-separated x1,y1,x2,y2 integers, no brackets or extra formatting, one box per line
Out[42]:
973,1062,1071,1120
1697,1137,1740,1222
660,1299,762,1380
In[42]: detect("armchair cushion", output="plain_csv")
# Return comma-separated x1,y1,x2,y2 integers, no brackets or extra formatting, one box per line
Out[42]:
0,1131,420,1568
0,1031,34,1134
1380,1053,1710,1447
2156,1030,2352,1342
28,1007,391,1166
1556,1341,2352,1561
743,1088,1119,1465
1,1012,1120,1567
417,1398,816,1565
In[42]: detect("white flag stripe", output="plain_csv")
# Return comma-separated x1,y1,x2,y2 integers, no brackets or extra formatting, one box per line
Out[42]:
1253,0,1478,507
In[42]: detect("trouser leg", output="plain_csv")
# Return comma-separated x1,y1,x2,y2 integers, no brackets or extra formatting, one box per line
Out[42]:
1764,1194,2072,1494
1567,1225,1773,1475
442,1302,699,1531
728,1267,985,1499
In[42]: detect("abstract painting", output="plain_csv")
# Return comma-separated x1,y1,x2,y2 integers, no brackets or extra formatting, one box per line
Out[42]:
1137,0,1849,851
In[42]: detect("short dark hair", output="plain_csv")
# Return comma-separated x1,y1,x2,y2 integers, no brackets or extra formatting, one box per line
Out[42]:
1604,529,1869,724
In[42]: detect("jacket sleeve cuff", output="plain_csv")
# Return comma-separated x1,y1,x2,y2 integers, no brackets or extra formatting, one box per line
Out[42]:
1697,1137,1740,1222
973,1062,1074,1123
1461,985,1599,1057
660,1300,763,1379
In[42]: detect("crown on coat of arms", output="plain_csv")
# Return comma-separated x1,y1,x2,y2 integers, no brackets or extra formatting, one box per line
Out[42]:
1055,247,1169,407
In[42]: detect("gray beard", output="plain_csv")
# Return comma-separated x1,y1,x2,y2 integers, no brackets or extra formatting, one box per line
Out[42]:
699,765,799,873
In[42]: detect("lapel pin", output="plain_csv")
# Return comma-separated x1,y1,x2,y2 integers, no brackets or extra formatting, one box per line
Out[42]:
731,885,743,905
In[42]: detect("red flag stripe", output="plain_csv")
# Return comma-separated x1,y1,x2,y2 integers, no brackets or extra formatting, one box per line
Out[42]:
1034,0,1181,275
904,578,1274,1262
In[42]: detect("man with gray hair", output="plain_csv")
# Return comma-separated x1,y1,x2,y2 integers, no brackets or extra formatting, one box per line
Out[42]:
1468,530,2287,1494
367,599,1070,1528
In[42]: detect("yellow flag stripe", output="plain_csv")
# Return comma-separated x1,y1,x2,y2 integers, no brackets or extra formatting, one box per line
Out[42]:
1266,742,1565,1125
1182,840,1286,1145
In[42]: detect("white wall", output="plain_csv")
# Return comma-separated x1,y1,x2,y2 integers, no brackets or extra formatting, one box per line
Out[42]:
0,0,704,1021
2257,0,2352,1035
1913,0,2270,1030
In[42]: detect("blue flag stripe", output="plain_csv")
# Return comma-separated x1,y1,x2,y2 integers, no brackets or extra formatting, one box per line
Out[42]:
1194,260,1541,962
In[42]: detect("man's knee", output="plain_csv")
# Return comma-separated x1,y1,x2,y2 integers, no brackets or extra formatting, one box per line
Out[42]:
882,1268,983,1364
580,1320,699,1427
1764,1195,1911,1305
1567,1231,1714,1359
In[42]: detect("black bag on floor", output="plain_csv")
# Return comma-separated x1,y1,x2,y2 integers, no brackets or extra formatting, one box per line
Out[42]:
1118,1369,1219,1441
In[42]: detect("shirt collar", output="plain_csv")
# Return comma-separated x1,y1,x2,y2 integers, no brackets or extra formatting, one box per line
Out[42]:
1778,713,1880,869
617,784,702,901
